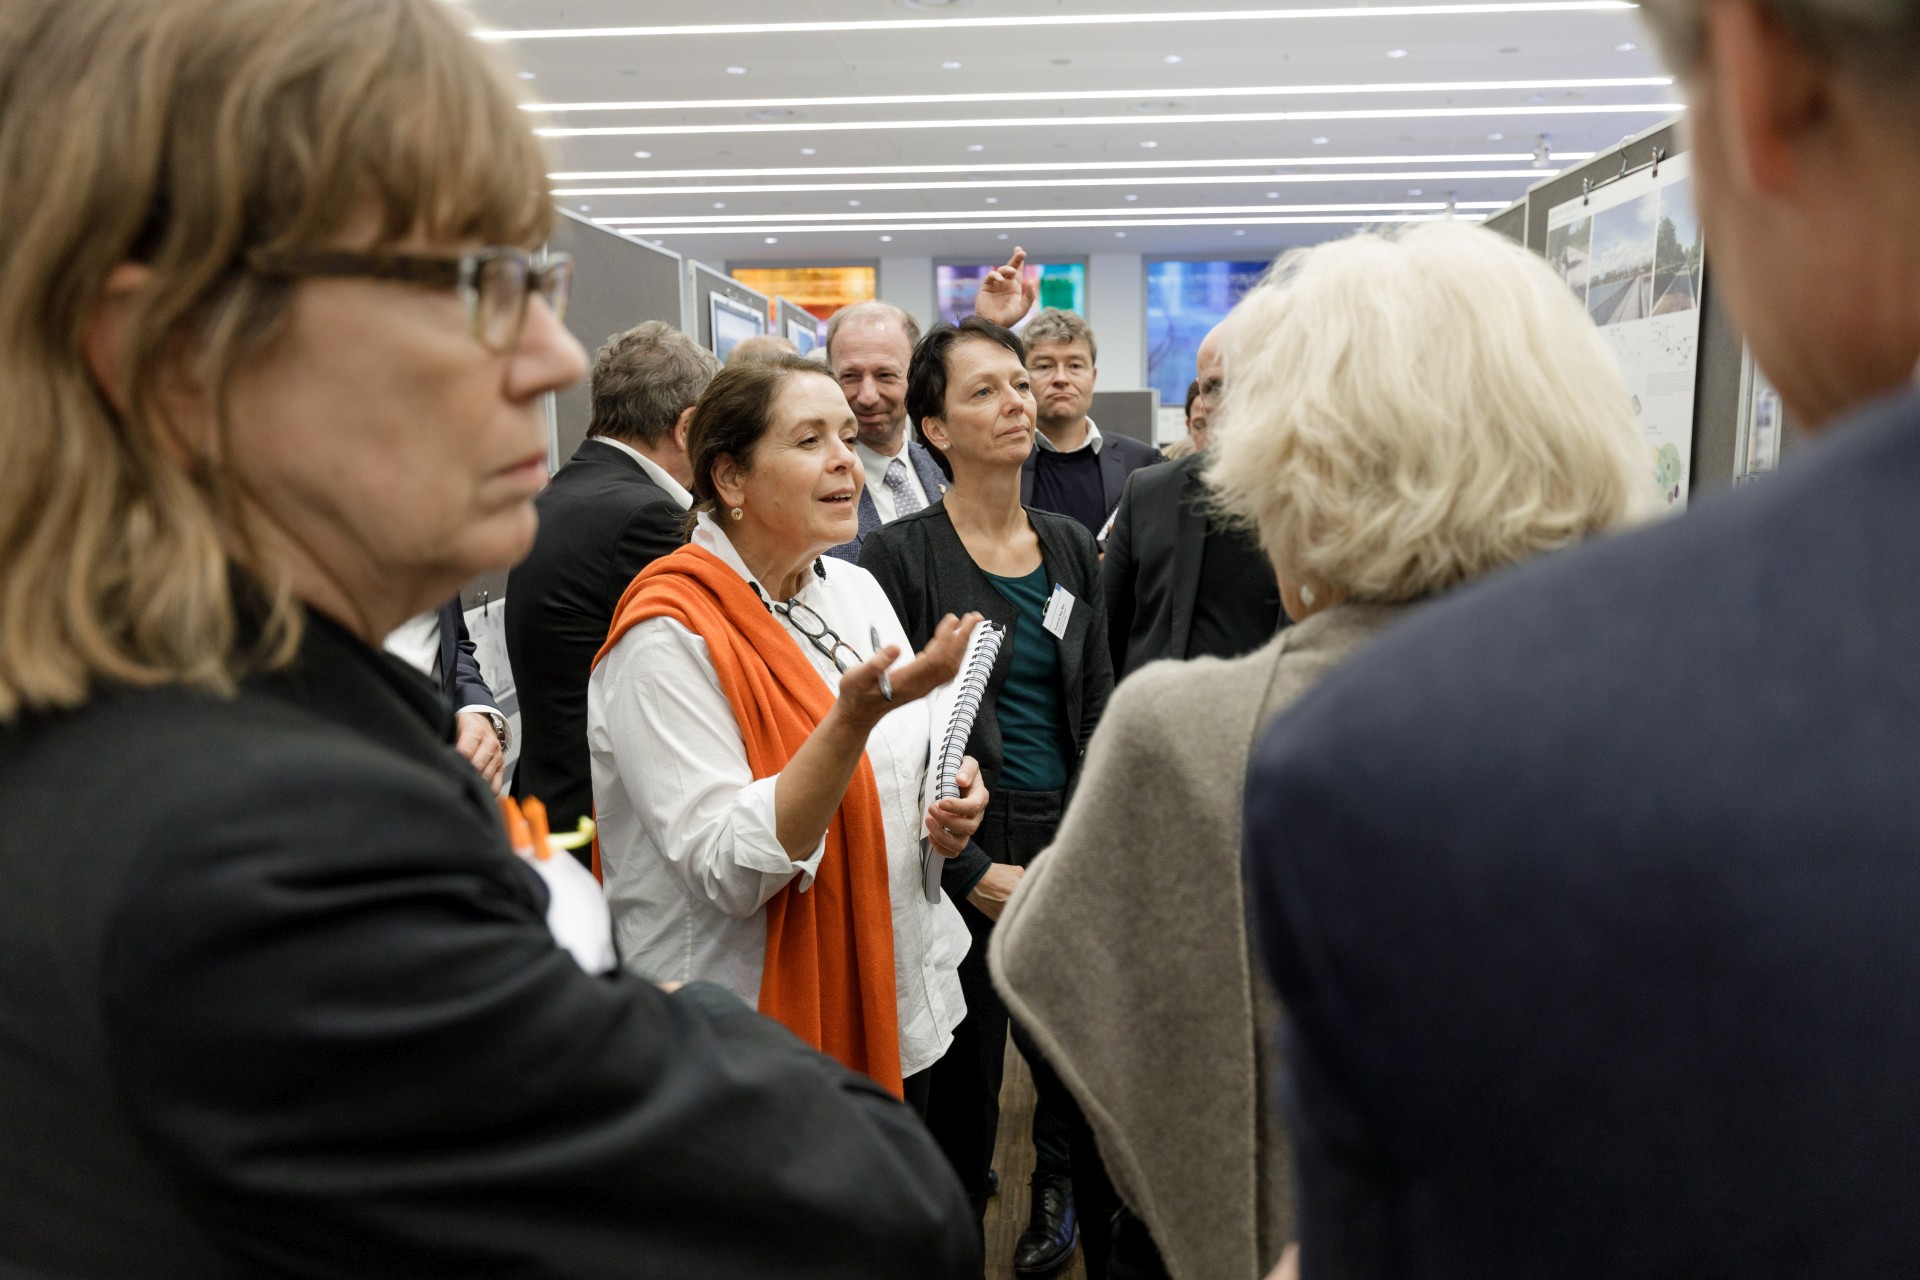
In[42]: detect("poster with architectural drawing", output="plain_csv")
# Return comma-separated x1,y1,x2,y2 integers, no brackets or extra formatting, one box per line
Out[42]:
1546,151,1704,508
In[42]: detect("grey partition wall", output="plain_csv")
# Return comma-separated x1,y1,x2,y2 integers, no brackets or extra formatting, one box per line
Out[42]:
548,211,685,466
773,297,822,356
463,212,683,610
1090,389,1161,448
686,261,770,355
1522,120,1803,495
1484,199,1528,245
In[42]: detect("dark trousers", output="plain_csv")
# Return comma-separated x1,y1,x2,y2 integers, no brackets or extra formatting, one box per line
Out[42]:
924,787,1070,1219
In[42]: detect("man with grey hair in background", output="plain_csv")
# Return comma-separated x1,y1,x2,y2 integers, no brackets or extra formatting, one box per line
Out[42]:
1238,0,1920,1274
507,321,720,853
823,299,949,562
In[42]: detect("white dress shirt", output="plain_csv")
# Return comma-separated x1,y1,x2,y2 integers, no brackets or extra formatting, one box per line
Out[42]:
1034,416,1103,455
595,435,694,510
586,514,970,1077
855,430,928,525
382,610,500,727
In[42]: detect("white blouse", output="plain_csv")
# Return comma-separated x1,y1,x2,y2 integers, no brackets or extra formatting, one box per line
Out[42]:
586,514,970,1077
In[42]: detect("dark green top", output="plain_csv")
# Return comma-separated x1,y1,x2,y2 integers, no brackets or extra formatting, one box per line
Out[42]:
982,565,1073,792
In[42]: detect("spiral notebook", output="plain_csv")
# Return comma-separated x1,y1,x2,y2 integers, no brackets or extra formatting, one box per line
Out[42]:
919,621,1005,902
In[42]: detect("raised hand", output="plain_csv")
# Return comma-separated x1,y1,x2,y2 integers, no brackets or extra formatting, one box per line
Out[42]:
974,248,1038,328
837,613,982,730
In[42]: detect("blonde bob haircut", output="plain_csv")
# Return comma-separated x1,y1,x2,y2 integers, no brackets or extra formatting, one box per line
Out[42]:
0,0,552,720
1205,220,1651,604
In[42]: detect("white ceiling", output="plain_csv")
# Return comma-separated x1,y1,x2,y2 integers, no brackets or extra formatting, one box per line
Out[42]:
463,0,1676,267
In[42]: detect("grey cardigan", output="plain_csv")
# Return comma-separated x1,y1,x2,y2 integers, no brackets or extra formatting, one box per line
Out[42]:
988,603,1406,1280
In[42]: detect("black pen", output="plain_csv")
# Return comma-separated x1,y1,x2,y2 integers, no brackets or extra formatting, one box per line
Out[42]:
871,626,893,701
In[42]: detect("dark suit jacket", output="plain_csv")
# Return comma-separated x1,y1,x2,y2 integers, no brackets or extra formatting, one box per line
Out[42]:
825,438,949,563
0,604,976,1279
1245,387,1920,1279
1102,453,1283,678
861,502,1114,894
435,598,497,712
507,437,685,836
1019,426,1162,532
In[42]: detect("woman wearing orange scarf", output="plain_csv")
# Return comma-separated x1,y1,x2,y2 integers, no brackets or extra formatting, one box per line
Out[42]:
589,353,985,1105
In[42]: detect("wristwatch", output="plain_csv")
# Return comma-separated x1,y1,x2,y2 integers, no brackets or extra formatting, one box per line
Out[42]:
482,709,511,753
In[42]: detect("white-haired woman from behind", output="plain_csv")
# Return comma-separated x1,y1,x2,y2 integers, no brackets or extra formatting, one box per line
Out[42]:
989,219,1653,1280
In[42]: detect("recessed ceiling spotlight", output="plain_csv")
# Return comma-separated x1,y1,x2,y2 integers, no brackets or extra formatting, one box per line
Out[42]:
1311,136,1330,145
880,234,894,241
726,65,748,75
633,149,652,158
1163,54,1183,64
712,201,727,208
1410,187,1425,195
1487,131,1506,140
1234,228,1247,235
998,232,1010,239
1140,140,1159,149
967,143,985,152
800,146,818,155
1266,190,1279,197
1126,193,1139,201
764,236,778,243
579,204,591,211
848,198,862,206
1387,48,1409,58
985,196,999,203
1114,230,1127,238
1616,41,1638,51
942,60,964,69
518,71,537,80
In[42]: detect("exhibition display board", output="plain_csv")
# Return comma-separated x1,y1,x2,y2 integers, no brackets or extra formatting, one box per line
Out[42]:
1484,200,1528,245
687,261,770,359
1525,121,1767,497
773,297,822,355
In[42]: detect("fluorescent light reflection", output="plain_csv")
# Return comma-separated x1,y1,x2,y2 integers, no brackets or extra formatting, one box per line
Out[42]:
599,201,1512,226
551,169,1554,198
524,77,1671,113
474,4,1638,41
609,214,1491,236
535,103,1684,138
548,152,1595,181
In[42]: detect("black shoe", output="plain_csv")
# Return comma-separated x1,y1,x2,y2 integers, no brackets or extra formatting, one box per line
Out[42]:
986,1168,1000,1199
1013,1172,1077,1274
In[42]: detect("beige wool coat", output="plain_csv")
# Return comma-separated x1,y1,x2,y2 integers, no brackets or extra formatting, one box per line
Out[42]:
988,603,1407,1280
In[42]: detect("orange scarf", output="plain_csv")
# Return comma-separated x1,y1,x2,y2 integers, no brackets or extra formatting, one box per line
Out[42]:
594,543,903,1095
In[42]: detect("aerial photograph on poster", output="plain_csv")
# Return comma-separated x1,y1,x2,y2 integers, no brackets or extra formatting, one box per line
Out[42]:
1545,213,1594,301
1585,189,1659,326
1652,178,1703,316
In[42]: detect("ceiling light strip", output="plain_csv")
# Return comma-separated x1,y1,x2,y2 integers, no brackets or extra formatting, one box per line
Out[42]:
525,77,1670,114
537,103,1683,139
552,169,1554,198
549,152,1595,181
476,4,1637,41
597,201,1512,225
615,214,1485,236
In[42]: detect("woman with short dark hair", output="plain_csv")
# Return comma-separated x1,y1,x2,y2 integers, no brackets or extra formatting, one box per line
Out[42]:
861,318,1116,1273
590,352,987,1108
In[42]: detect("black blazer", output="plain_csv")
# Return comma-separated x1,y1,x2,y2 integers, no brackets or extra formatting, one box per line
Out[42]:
1019,428,1162,529
861,502,1114,889
1102,453,1283,678
435,598,497,712
507,437,685,836
0,605,976,1278
1245,388,1920,1279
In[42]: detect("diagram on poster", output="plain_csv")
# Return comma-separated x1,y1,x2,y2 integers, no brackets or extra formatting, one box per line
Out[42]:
1546,151,1703,508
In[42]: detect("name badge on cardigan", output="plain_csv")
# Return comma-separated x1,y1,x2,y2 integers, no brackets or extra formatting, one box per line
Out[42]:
1042,585,1075,639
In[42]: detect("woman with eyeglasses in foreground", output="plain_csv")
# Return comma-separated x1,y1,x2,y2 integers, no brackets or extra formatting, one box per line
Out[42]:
0,0,978,1274
590,353,988,1112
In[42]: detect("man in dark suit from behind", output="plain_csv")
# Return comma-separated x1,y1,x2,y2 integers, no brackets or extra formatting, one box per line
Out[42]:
507,321,719,849
823,300,950,562
1244,0,1920,1275
1103,323,1283,679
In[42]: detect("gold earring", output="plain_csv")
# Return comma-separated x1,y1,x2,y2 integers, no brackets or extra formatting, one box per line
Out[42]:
729,506,744,521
